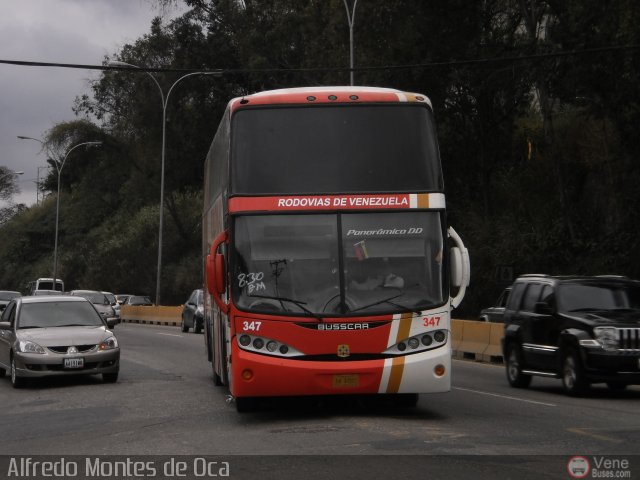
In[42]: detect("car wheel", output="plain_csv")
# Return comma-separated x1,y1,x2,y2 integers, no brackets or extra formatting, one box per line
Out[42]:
505,343,531,388
103,372,119,383
562,348,589,396
181,317,188,333
11,357,26,389
606,381,627,391
0,367,5,378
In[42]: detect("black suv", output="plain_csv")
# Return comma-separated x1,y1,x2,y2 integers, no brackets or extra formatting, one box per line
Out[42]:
503,274,640,396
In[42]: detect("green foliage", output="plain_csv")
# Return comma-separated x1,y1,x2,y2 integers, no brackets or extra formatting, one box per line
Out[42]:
1,0,639,314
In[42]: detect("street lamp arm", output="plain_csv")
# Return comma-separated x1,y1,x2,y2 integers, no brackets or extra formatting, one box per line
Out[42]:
343,0,358,25
17,135,44,144
58,141,102,175
108,60,165,106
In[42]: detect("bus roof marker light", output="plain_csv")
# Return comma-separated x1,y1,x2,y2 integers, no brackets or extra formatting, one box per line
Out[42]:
349,95,359,100
240,98,249,105
307,96,316,102
328,95,338,101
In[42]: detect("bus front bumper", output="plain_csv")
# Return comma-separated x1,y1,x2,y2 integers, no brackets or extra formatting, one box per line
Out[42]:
230,342,451,398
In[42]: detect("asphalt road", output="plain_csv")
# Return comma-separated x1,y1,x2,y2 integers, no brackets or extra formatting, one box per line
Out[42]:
1,323,638,478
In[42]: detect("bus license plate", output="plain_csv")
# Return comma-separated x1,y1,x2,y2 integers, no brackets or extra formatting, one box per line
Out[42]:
332,374,359,388
64,358,84,369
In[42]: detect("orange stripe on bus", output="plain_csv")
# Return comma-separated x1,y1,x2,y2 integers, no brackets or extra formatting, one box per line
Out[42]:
386,313,413,393
396,313,413,343
417,194,430,208
386,356,406,393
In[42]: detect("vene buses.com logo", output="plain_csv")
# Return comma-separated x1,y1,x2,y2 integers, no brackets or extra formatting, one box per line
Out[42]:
567,456,590,479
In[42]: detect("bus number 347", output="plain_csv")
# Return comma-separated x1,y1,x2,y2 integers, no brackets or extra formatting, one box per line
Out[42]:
242,321,262,332
423,316,441,327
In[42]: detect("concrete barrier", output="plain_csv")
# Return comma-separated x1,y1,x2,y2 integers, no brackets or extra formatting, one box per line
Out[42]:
120,305,182,327
451,319,504,363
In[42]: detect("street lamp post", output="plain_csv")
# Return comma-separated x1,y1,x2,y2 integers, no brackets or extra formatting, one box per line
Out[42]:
108,60,220,306
51,141,102,286
17,136,46,204
18,136,101,283
343,0,359,86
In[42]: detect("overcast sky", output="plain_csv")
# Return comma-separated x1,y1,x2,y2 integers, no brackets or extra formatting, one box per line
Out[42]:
0,0,186,207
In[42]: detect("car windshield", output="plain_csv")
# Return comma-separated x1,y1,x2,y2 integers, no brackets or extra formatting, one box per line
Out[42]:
104,293,116,304
0,291,20,301
74,291,107,304
557,283,640,313
232,211,445,317
130,296,151,305
18,301,104,329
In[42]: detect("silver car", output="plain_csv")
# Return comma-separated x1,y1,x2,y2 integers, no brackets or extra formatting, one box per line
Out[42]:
69,290,118,325
0,296,120,388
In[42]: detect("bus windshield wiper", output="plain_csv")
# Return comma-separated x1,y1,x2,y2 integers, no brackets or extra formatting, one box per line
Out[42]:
350,293,420,314
249,294,324,321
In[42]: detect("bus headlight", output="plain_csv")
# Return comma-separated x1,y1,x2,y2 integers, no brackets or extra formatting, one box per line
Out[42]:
384,330,448,356
236,334,304,358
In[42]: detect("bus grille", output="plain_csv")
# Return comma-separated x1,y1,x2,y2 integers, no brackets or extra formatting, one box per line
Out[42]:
618,328,640,351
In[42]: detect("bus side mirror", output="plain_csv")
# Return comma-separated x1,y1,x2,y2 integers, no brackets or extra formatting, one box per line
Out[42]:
448,227,470,309
206,230,228,314
450,247,463,288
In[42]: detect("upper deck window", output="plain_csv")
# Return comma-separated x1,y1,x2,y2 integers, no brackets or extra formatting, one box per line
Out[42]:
231,104,443,195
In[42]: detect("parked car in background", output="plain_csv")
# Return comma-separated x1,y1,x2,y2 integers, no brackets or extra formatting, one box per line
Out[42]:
68,290,118,326
124,295,153,306
102,292,121,324
181,289,204,333
0,291,21,312
115,294,133,305
25,278,64,295
503,274,640,396
0,295,119,387
479,287,511,323
32,290,64,296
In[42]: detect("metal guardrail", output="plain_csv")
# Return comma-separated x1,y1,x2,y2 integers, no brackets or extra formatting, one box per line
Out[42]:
120,307,505,364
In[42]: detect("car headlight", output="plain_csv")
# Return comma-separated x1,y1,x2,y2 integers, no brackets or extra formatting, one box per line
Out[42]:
593,327,618,351
99,336,119,350
18,340,45,354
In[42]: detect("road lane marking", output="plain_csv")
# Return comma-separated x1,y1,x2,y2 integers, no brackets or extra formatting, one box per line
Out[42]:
567,427,622,444
453,386,557,407
157,333,182,337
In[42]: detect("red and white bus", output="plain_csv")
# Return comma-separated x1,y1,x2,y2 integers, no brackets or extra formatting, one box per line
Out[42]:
203,87,470,411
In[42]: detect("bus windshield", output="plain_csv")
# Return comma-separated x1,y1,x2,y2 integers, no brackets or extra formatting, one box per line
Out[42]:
232,212,445,316
231,104,443,195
